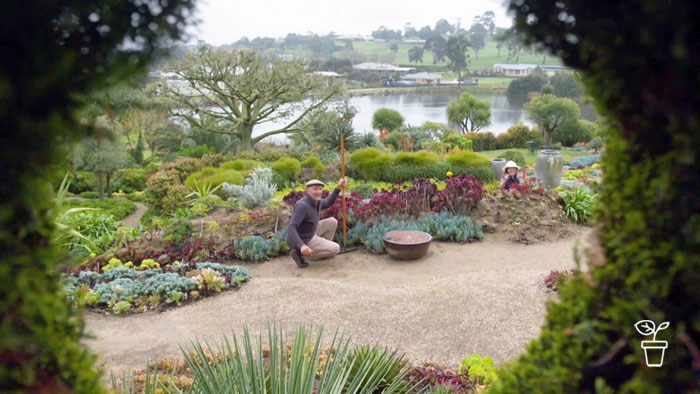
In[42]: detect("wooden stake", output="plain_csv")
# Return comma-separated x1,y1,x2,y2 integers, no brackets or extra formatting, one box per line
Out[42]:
340,133,347,248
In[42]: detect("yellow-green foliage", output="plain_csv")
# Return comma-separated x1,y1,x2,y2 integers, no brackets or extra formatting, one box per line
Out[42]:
301,156,326,179
394,151,440,166
445,151,491,167
349,147,392,180
221,159,265,172
185,167,244,189
442,133,473,151
271,157,302,183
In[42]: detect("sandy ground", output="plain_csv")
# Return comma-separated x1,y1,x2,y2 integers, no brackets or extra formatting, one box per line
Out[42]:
83,230,591,377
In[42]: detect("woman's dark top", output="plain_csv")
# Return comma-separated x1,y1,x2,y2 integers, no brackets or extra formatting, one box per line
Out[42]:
502,176,520,190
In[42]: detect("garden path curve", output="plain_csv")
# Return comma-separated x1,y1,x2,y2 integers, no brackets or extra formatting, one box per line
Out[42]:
83,230,591,377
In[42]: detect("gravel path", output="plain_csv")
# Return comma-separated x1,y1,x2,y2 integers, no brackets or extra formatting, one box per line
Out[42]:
83,231,590,377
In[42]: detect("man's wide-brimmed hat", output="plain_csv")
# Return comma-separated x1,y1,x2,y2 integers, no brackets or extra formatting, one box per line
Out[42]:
305,179,326,187
503,161,520,173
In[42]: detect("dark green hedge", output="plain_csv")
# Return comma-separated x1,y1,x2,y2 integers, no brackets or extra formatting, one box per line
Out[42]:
490,1,700,392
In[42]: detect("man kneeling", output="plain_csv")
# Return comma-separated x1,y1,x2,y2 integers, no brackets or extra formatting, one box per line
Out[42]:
285,177,347,268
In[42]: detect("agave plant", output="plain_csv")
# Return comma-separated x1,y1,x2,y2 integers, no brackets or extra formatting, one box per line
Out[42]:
140,324,421,394
186,181,222,201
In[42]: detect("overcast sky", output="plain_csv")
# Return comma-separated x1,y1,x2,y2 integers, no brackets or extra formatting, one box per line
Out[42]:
189,0,514,46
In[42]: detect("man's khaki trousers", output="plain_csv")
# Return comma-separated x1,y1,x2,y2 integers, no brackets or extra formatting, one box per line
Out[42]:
306,217,340,261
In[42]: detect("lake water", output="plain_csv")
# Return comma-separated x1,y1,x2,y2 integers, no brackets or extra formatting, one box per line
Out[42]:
258,92,532,144
349,93,531,135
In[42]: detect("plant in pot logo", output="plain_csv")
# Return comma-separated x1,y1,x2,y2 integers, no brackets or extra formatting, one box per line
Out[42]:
634,320,670,367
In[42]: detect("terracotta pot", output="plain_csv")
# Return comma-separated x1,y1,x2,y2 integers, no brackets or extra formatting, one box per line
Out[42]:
383,230,432,260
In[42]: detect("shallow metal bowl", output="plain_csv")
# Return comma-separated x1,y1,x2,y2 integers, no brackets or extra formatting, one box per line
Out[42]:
382,230,432,260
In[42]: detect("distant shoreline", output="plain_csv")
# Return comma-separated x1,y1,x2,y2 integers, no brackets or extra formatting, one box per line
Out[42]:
348,83,507,97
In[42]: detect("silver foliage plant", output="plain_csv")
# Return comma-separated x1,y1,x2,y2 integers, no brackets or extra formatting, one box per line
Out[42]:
222,167,277,209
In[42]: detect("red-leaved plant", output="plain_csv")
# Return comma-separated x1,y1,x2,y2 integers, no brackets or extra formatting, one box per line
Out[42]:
432,174,484,215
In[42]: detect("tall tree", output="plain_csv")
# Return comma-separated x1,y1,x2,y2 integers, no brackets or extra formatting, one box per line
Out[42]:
0,1,195,391
417,25,434,40
433,18,454,36
446,34,471,84
408,46,424,63
475,11,497,34
423,35,448,64
71,134,129,199
162,47,345,152
491,1,700,391
549,72,584,98
446,92,491,133
468,23,488,57
524,94,580,146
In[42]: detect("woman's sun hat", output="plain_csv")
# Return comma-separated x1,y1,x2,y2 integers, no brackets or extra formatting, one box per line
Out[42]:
503,161,520,173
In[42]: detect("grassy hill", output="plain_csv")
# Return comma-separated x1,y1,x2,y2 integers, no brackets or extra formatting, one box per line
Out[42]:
283,35,562,93
350,37,561,71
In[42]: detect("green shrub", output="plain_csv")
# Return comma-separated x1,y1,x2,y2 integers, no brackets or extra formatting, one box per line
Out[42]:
501,150,527,166
382,162,453,182
467,131,498,151
220,159,265,171
160,157,206,183
449,164,496,183
352,183,376,199
393,151,440,166
422,140,452,154
61,198,136,220
236,146,306,163
163,220,193,244
588,136,603,151
124,191,146,202
382,130,415,151
113,168,147,193
184,167,244,190
300,156,326,179
177,144,214,158
349,147,392,180
78,191,99,199
144,170,190,215
143,162,160,175
446,150,491,168
271,157,302,186
442,133,473,151
496,123,541,149
68,171,96,194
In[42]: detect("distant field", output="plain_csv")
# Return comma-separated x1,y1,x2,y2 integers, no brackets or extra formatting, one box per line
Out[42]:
344,36,562,72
